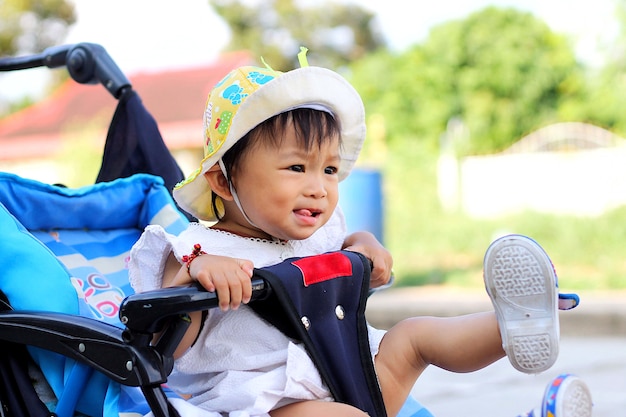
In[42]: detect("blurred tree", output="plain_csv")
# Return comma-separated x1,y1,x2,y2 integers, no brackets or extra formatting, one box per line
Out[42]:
567,0,626,136
209,0,385,70
0,0,75,114
0,0,76,56
350,7,585,155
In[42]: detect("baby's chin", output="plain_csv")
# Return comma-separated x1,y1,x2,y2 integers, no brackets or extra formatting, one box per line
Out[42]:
270,226,324,242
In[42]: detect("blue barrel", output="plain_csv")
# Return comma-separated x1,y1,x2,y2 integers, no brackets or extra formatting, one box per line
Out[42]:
339,168,384,243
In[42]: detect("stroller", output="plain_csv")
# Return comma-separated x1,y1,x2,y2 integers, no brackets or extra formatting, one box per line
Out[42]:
0,44,428,417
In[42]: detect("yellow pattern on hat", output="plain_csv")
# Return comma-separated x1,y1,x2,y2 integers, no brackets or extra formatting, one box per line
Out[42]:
203,67,281,161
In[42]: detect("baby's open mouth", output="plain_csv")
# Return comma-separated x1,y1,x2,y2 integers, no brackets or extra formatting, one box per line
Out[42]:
295,209,321,217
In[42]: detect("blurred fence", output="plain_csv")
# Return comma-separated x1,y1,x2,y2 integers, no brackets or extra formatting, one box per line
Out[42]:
438,122,626,218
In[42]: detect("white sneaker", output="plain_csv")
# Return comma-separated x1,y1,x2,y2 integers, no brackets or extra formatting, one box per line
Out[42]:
542,373,593,417
518,374,593,417
484,234,559,374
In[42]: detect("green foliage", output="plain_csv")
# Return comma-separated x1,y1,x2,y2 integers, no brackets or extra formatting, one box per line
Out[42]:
0,0,75,114
0,0,76,56
566,0,626,137
382,143,626,290
209,0,385,70
345,7,626,290
350,7,586,155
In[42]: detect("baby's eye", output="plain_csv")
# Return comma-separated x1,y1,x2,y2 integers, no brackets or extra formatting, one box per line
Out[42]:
325,166,338,175
289,165,305,173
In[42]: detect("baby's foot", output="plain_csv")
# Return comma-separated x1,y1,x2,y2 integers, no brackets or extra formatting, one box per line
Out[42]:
484,234,559,374
518,373,593,417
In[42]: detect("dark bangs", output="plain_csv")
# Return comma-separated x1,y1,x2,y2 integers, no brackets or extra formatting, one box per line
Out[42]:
222,108,342,175
259,108,342,152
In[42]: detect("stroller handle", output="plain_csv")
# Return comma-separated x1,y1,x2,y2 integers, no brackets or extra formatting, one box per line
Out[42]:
66,43,131,98
0,45,71,71
0,44,70,70
119,277,271,334
0,42,131,98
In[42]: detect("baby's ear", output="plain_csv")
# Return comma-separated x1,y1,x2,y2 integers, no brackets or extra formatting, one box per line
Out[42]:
204,167,233,201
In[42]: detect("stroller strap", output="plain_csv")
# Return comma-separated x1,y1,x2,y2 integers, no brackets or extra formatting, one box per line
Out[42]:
249,250,387,417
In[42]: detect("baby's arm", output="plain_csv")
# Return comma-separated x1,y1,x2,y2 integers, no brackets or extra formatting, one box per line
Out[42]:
342,231,393,289
159,253,254,358
163,252,254,311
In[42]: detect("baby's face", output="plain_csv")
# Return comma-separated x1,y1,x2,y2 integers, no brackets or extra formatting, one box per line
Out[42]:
229,121,341,241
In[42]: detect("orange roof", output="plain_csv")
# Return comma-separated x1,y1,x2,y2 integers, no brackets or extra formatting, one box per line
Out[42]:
0,50,254,160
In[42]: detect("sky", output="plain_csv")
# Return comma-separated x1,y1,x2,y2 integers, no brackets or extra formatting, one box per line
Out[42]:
0,0,620,101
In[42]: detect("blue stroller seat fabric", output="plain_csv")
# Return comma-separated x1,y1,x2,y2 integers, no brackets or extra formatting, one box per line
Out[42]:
0,203,76,417
0,172,188,326
0,172,188,417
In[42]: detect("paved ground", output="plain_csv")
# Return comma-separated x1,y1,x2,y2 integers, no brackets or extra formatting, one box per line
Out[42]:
365,286,626,416
411,337,624,416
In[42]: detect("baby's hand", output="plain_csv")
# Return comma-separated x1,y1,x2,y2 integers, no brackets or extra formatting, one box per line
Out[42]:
342,231,393,289
188,254,254,311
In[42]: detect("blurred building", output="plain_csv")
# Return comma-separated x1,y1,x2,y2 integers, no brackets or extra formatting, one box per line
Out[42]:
0,50,253,184
438,122,626,217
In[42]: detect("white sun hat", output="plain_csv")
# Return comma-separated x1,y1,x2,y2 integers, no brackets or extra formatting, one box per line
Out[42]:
173,61,366,221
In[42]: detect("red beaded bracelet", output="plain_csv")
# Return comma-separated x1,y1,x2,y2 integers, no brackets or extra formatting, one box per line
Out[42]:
181,243,207,275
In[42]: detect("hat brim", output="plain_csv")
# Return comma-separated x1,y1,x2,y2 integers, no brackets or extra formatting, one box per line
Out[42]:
174,66,366,221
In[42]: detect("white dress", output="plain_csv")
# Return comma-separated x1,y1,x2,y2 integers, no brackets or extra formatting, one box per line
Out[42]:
128,209,387,417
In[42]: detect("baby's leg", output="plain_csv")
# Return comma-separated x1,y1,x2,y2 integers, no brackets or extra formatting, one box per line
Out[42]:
375,312,504,416
271,316,499,417
270,400,369,417
376,234,560,416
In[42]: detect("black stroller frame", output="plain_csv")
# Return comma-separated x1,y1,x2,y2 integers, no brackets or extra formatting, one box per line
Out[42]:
1,278,271,417
0,44,388,417
0,43,132,98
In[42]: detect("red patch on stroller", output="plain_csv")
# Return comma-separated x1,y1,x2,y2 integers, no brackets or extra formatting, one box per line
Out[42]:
292,252,353,287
